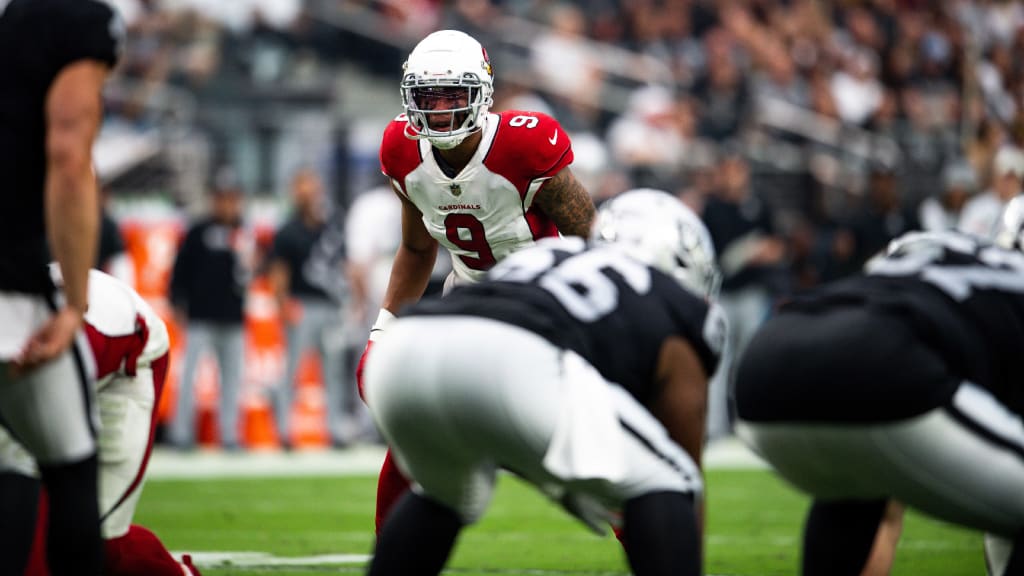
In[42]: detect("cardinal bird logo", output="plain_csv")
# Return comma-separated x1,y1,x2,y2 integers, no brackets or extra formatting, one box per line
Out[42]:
481,47,493,77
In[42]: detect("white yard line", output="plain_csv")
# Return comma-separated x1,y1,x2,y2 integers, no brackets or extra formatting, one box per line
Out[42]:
177,551,370,567
148,437,765,481
178,551,739,575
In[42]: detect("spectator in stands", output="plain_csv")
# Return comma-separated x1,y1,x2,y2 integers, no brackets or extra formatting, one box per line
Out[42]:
976,43,1017,124
268,168,351,450
169,168,254,451
442,0,498,51
658,1,705,89
981,0,1024,48
919,160,979,232
606,85,688,190
846,163,920,269
897,85,960,205
751,34,811,111
966,118,1007,191
701,146,788,439
830,47,883,126
692,28,749,141
530,3,603,129
959,146,1024,237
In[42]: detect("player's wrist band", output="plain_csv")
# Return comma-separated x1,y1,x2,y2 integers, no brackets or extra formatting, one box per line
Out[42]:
368,308,396,342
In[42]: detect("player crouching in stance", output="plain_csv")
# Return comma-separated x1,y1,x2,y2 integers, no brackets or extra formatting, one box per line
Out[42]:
363,189,725,576
0,268,200,576
735,199,1024,576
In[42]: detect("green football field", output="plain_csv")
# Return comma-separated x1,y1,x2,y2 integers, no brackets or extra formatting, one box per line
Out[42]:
135,467,984,575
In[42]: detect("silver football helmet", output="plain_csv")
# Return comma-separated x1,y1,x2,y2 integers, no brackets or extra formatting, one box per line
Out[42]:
995,195,1024,252
593,189,721,299
400,30,494,150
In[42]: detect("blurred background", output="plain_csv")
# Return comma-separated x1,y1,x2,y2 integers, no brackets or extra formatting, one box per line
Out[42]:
95,0,1024,450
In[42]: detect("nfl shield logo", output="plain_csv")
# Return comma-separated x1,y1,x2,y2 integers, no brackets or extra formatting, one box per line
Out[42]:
449,183,462,196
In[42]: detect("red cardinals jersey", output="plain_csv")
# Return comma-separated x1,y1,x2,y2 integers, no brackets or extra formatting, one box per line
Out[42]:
380,110,574,283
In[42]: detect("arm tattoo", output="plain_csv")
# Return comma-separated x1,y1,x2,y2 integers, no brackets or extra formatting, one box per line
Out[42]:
533,168,596,238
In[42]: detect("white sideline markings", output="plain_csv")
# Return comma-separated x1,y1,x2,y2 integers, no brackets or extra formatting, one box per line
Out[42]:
179,551,369,567
148,437,765,481
178,551,735,575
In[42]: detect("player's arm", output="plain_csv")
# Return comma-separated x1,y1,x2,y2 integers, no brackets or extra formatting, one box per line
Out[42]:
380,184,439,315
16,61,110,371
652,335,709,469
531,167,596,238
651,335,709,540
356,184,437,397
46,61,108,316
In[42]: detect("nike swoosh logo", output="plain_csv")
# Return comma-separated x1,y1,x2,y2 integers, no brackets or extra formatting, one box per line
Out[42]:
549,130,558,146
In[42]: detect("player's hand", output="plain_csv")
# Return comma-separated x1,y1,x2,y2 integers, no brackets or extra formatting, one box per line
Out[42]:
356,340,373,403
11,306,85,376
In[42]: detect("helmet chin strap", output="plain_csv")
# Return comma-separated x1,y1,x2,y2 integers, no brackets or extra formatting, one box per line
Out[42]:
426,114,486,150
427,134,466,150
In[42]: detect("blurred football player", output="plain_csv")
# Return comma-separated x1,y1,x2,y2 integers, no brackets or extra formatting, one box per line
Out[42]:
356,29,597,533
364,190,725,576
735,221,1024,576
2,268,200,576
0,0,120,573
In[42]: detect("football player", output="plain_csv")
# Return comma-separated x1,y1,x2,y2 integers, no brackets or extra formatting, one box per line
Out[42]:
2,267,200,576
363,189,725,576
356,29,597,533
0,1,120,573
734,220,1024,576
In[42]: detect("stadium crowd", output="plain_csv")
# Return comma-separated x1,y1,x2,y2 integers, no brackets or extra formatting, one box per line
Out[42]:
106,0,1024,289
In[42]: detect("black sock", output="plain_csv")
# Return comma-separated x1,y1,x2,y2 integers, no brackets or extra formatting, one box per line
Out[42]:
622,491,701,576
367,491,462,576
0,472,41,574
1002,532,1024,576
38,453,102,576
802,498,887,576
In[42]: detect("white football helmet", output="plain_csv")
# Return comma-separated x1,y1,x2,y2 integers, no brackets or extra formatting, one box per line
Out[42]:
400,30,495,150
995,195,1024,252
593,189,721,299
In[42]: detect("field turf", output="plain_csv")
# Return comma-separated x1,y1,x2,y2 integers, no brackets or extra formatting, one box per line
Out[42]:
135,467,983,575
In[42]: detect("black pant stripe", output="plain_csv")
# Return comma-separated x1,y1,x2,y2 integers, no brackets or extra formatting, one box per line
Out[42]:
617,417,694,485
42,291,96,439
945,404,1024,463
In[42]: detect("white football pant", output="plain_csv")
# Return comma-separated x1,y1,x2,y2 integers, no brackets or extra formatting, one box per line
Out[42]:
739,381,1024,556
0,292,97,466
365,316,701,529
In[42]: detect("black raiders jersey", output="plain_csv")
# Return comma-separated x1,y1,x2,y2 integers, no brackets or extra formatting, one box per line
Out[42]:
404,237,725,406
0,0,121,293
784,231,1024,417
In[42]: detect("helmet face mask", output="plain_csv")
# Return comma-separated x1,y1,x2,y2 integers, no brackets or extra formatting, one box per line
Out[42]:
593,189,721,300
400,31,494,150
